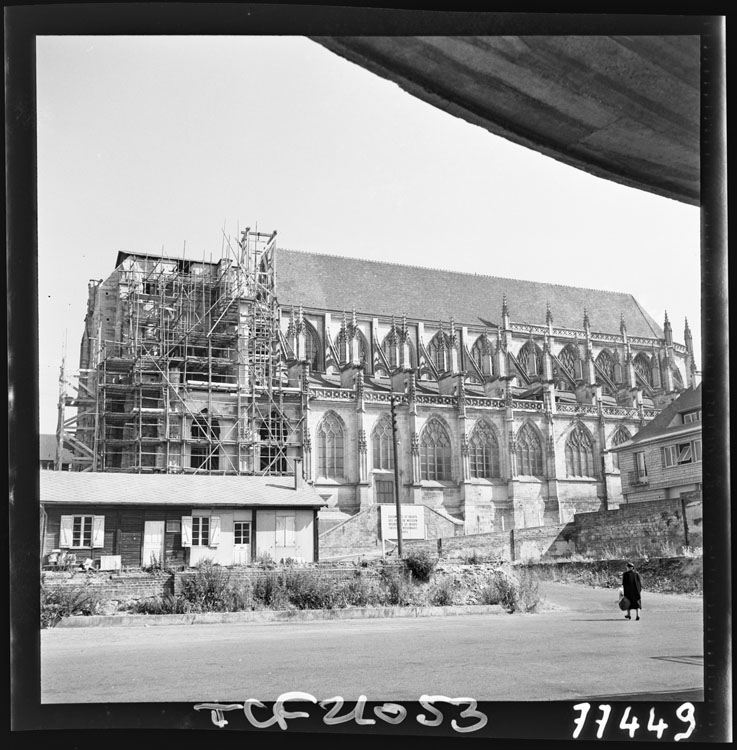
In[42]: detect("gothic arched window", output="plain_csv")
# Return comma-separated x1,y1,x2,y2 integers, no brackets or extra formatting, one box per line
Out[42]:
427,332,451,373
516,422,544,476
372,416,394,471
420,418,452,481
610,425,631,471
469,421,500,479
557,344,577,377
190,410,220,471
470,335,492,380
565,423,596,478
470,336,488,368
634,352,653,387
317,412,344,479
596,349,616,381
517,340,543,377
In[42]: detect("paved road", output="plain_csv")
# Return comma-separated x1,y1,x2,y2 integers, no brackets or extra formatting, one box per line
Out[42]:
40,583,703,704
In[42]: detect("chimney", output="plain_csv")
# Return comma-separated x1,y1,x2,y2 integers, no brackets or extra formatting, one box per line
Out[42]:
294,458,303,490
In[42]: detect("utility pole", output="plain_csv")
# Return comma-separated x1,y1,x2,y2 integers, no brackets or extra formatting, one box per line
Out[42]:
55,352,66,472
390,395,403,557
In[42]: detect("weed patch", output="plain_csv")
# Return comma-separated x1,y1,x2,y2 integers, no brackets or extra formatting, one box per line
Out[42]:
41,583,103,628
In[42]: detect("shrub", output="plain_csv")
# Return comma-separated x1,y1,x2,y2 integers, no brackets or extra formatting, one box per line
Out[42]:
281,570,342,610
464,550,483,565
403,549,437,583
343,575,376,607
251,572,289,609
478,567,540,613
179,559,235,612
514,568,540,613
379,564,413,605
430,578,456,606
41,583,103,628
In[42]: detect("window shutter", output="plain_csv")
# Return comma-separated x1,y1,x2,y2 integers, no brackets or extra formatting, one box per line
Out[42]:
661,447,667,467
209,516,221,547
59,515,74,547
181,516,193,547
285,515,296,547
92,516,105,548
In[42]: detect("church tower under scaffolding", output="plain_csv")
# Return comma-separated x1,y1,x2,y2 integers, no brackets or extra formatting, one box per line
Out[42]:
63,228,305,476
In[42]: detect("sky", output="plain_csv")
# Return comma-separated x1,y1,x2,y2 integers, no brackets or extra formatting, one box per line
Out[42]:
35,35,702,434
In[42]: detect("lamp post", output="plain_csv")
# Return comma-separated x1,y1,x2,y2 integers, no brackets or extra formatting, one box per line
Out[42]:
390,395,403,557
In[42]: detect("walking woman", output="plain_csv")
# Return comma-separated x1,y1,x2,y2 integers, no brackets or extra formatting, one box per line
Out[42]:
622,561,642,620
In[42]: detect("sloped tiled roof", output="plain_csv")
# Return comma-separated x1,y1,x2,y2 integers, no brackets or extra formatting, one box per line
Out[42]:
627,384,702,445
39,435,74,463
273,248,665,340
40,472,328,508
612,384,702,450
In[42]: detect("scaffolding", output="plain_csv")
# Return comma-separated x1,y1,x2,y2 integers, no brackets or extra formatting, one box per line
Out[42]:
59,227,305,475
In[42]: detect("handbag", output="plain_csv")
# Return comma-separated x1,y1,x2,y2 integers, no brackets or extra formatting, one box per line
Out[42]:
618,595,630,611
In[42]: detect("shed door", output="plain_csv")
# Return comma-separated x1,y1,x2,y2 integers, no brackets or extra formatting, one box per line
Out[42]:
233,520,251,565
142,521,165,567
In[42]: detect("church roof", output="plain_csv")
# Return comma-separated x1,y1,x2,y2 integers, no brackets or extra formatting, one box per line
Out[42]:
273,248,664,340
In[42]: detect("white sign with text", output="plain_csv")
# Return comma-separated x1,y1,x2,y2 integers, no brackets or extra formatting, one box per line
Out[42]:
380,504,426,540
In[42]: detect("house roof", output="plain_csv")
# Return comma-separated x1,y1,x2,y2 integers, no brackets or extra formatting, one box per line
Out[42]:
39,434,74,464
273,248,664,340
40,472,328,508
611,383,702,450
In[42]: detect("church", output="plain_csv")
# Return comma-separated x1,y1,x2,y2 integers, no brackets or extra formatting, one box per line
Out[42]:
66,228,698,534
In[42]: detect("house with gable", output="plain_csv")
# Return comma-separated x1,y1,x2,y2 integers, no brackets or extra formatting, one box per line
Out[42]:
610,383,702,504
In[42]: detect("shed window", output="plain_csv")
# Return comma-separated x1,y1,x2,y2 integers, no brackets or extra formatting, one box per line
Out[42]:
234,521,251,545
59,515,105,549
192,516,210,546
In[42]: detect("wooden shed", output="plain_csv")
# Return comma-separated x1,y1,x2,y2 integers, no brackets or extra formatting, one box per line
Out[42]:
40,472,327,569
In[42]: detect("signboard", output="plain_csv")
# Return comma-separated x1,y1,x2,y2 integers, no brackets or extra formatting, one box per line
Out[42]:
380,504,426,540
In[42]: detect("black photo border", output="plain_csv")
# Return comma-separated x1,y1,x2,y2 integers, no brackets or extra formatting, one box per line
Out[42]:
7,4,730,744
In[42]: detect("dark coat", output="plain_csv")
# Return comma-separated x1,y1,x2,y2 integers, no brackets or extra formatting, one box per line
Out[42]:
622,569,642,609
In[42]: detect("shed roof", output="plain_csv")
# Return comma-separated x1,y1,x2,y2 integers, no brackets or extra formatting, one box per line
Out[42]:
274,247,664,339
40,472,328,508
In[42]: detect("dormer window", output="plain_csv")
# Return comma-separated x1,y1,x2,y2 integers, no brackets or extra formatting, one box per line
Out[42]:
682,409,701,424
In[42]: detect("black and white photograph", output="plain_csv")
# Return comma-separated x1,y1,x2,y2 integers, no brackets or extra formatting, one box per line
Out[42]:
8,6,730,743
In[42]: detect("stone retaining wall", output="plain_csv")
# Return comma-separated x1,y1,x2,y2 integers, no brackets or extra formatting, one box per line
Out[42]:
403,497,700,563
